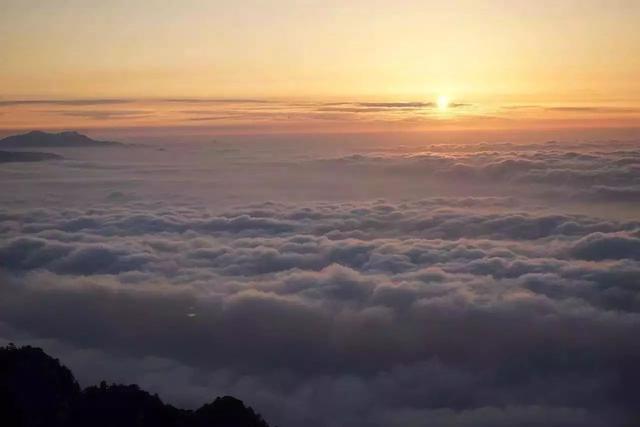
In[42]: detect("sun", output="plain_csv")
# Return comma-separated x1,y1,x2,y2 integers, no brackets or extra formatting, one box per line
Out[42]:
437,95,450,110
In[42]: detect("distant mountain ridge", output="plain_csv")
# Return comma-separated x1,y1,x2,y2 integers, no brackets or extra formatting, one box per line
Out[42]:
0,131,122,148
0,344,273,427
0,150,63,163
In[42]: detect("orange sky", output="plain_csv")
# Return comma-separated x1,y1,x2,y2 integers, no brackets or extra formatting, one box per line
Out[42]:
1,0,639,137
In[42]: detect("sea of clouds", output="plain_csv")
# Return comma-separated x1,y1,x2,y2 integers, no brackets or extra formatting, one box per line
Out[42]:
1,138,639,426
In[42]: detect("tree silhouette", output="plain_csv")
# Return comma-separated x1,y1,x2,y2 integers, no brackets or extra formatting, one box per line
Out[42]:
0,344,273,427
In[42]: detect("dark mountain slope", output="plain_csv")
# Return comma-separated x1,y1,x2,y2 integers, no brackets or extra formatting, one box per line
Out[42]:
0,345,273,427
0,345,79,427
0,131,122,148
0,151,63,163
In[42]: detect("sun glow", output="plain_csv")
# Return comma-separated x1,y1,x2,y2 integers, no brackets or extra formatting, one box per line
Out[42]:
437,95,450,110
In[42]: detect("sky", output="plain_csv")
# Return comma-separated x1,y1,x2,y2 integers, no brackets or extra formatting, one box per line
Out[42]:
1,3,640,427
1,0,640,138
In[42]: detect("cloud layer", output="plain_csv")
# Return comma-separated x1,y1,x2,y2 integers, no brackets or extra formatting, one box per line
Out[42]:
1,140,639,426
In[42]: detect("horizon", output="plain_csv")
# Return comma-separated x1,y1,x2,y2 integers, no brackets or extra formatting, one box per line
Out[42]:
2,96,640,142
1,2,639,427
2,1,640,141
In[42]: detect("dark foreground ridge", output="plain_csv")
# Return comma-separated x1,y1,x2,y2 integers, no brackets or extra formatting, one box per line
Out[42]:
0,150,63,163
0,131,122,148
0,345,273,427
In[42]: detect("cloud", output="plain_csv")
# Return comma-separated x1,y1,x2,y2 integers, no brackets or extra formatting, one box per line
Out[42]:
1,196,640,425
579,185,640,202
0,140,639,426
53,110,154,120
186,115,240,121
356,102,435,108
300,144,640,203
316,101,472,114
545,106,640,113
502,105,640,114
317,107,412,113
569,231,640,260
0,237,154,274
0,99,132,107
162,98,275,104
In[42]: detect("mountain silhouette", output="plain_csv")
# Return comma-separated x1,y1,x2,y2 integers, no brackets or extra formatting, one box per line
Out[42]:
0,131,122,148
0,344,273,427
0,150,63,163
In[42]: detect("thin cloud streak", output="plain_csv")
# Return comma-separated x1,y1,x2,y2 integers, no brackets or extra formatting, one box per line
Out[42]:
0,99,133,107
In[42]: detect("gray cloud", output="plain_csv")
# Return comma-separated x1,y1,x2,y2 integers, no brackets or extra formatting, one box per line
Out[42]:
1,140,639,426
302,145,640,202
1,197,640,425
